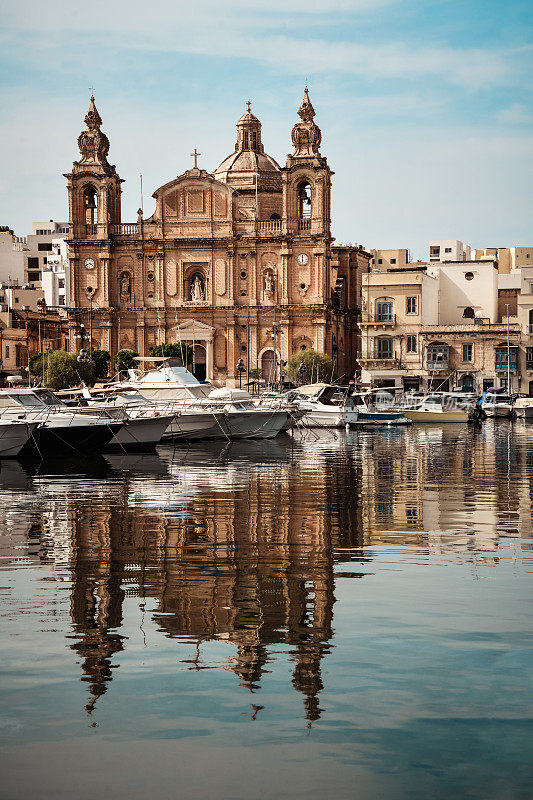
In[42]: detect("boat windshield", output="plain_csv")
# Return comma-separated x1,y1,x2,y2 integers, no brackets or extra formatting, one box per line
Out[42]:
5,393,45,408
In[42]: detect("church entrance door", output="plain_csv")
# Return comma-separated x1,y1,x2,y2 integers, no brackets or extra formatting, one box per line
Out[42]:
193,344,207,382
261,350,276,385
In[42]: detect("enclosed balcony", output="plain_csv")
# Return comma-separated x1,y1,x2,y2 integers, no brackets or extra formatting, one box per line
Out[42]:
494,345,518,373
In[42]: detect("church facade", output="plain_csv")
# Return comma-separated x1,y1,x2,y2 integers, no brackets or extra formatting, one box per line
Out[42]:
65,89,370,383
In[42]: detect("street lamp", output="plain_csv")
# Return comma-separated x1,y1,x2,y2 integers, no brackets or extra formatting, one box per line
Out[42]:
236,358,245,389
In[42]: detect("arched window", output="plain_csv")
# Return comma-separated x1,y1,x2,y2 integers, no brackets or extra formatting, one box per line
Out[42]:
463,306,475,318
298,181,312,219
377,337,393,359
83,185,98,226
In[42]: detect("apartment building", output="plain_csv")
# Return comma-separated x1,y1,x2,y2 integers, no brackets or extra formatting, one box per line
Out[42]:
0,228,26,284
475,246,533,274
24,220,69,287
428,240,472,263
369,249,410,270
360,259,524,393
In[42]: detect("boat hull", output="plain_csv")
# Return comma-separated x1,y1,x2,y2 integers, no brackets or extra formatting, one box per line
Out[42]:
21,421,122,457
0,421,40,458
106,415,174,451
402,409,469,423
301,408,359,428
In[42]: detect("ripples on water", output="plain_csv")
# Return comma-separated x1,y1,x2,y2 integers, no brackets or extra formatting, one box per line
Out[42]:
0,422,532,800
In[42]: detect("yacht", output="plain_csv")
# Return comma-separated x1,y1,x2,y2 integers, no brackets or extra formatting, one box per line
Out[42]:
351,391,411,425
67,387,223,443
0,420,41,458
111,359,289,439
285,384,359,428
401,394,469,423
0,389,122,456
513,397,533,419
481,392,513,418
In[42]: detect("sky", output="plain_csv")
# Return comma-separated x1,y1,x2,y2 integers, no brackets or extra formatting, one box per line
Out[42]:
0,0,532,259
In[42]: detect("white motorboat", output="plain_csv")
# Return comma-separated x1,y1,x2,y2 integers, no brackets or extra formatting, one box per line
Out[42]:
0,389,122,456
109,359,288,439
513,397,533,419
0,420,41,458
351,390,411,425
286,384,359,428
401,394,469,423
481,393,513,418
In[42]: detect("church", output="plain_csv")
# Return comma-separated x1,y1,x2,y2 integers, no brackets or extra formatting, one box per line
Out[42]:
65,89,370,383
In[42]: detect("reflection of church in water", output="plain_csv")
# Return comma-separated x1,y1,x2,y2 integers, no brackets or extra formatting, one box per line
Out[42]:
65,446,363,721
66,89,370,382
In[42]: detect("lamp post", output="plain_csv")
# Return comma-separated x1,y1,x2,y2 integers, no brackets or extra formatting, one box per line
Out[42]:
236,358,245,389
505,303,511,393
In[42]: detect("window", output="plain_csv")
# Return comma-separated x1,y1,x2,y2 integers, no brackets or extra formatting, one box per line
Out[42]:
243,131,249,149
495,346,518,372
27,257,39,268
5,346,9,359
390,258,396,264
38,243,52,251
378,258,383,264
58,279,65,289
426,343,449,367
465,272,474,281
59,296,65,306
298,181,312,219
445,247,452,253
463,344,473,362
430,247,440,256
28,271,40,282
406,334,417,353
406,296,418,314
527,347,533,368
252,131,257,149
463,306,475,318
14,297,19,304
377,337,393,359
376,301,393,322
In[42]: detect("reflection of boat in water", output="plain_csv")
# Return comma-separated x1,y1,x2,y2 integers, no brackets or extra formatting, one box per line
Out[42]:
157,435,294,465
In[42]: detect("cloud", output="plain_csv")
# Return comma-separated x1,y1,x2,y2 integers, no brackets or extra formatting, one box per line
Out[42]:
496,103,533,125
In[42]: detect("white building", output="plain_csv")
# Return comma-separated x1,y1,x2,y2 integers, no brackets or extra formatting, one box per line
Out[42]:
41,237,69,309
428,240,472,263
0,282,45,312
0,227,26,284
24,220,69,287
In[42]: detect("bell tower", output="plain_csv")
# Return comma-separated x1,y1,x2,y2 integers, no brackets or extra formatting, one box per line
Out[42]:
283,87,332,238
65,95,123,241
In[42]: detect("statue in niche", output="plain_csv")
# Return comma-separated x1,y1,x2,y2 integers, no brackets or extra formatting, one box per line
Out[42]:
120,272,131,298
191,274,205,302
264,272,274,293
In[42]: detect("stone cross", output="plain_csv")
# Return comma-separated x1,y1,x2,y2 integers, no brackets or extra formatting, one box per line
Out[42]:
190,148,201,169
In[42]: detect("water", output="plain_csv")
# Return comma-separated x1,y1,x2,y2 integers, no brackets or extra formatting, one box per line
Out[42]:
0,423,532,800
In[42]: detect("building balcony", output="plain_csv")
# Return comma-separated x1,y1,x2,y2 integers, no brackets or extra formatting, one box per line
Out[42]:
426,360,450,371
84,224,97,236
298,219,311,231
359,357,401,369
359,314,396,328
256,219,283,236
110,223,139,236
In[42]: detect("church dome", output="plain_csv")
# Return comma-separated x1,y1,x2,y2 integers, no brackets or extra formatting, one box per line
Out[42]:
214,102,282,191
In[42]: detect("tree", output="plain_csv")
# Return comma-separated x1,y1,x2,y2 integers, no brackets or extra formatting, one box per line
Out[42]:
115,348,139,374
286,349,335,385
150,342,194,366
89,349,110,380
29,350,94,391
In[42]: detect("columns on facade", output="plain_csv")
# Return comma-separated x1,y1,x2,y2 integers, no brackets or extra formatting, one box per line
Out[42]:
281,251,289,305
250,251,257,304
136,320,146,356
206,334,214,380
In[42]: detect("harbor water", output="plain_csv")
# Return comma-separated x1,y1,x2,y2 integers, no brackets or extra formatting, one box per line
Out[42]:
0,422,532,799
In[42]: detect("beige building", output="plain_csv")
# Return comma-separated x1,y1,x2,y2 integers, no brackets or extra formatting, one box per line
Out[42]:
360,259,523,393
476,246,533,274
65,91,370,383
369,249,409,270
